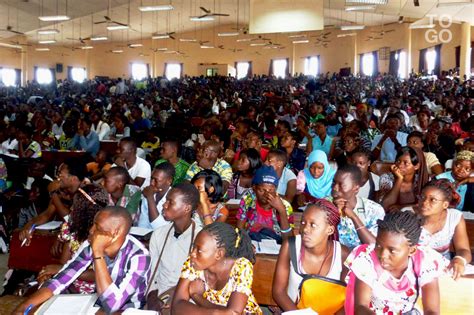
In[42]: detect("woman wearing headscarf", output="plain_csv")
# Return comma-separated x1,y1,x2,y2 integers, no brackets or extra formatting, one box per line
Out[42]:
296,150,336,206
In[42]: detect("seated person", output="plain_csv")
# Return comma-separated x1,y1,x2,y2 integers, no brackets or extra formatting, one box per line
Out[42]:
407,131,444,176
57,117,77,151
296,150,335,205
185,140,232,192
103,167,142,221
436,150,474,211
232,130,269,162
19,159,87,245
155,139,190,185
333,131,362,168
272,200,349,314
237,165,294,243
136,162,175,229
349,150,380,200
86,150,112,181
172,222,262,314
380,147,429,211
147,183,202,311
16,126,42,158
115,137,151,189
305,118,334,158
37,184,109,293
345,211,444,315
371,114,408,163
72,117,100,157
109,113,131,140
90,109,111,141
280,130,306,174
14,206,151,314
191,170,229,225
332,164,385,249
404,179,471,280
265,149,297,203
228,148,262,200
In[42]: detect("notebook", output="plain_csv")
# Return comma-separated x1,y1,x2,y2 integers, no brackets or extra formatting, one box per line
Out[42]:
37,294,97,315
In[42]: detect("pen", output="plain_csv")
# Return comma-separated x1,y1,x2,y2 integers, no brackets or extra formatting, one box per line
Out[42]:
21,224,36,247
23,304,33,315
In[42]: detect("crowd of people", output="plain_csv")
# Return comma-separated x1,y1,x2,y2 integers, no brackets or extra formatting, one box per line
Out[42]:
0,71,472,314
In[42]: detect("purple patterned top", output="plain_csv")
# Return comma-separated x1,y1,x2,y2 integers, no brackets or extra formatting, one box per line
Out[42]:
45,235,151,313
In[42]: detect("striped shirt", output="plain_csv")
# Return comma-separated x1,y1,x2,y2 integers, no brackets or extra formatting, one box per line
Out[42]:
45,235,151,313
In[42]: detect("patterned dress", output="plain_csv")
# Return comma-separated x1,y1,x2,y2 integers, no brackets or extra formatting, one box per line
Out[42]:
180,256,262,314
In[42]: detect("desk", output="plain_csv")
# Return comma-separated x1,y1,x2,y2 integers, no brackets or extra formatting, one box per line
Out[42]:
41,150,87,166
100,140,119,157
8,230,60,272
253,254,278,306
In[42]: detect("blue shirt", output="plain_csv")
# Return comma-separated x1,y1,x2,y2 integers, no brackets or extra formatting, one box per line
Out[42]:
312,135,333,157
72,131,100,157
436,171,467,210
371,132,408,162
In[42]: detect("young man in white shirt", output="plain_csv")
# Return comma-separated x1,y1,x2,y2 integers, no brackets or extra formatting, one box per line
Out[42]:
115,137,151,189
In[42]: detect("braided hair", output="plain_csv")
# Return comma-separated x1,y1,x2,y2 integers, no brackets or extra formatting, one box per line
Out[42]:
377,211,423,246
70,184,109,242
306,199,341,241
422,178,459,207
202,222,255,264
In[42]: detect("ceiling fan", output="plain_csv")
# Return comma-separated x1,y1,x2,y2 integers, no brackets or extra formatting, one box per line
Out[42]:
196,6,230,18
9,40,31,46
1,4,24,35
365,36,382,41
371,29,394,36
153,32,175,39
94,0,128,27
250,35,270,41
229,47,243,52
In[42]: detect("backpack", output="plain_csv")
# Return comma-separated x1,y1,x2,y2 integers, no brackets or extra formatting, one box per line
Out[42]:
289,236,347,315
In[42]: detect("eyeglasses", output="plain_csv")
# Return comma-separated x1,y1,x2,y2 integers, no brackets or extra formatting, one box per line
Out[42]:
418,195,444,204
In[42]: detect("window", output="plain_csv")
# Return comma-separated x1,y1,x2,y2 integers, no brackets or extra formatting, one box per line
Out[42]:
165,63,181,80
71,67,86,82
304,56,319,76
36,68,53,85
426,49,437,75
131,63,148,80
397,51,407,79
236,62,250,79
273,59,288,78
362,53,374,76
206,68,218,76
0,68,16,87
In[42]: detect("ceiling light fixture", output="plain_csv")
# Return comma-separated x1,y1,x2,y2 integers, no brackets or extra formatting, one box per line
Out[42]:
337,32,357,37
218,32,240,37
345,5,376,11
0,43,22,49
129,43,143,47
91,36,108,41
250,43,266,46
293,39,309,44
38,40,56,44
107,25,129,31
35,47,50,51
38,15,70,21
340,25,365,30
81,46,93,49
156,47,168,51
345,0,388,4
200,45,214,48
190,16,214,21
288,34,306,38
37,29,60,35
163,50,176,54
437,1,474,7
138,5,174,11
236,38,252,42
179,38,197,42
152,34,170,39
409,23,435,29
111,50,123,53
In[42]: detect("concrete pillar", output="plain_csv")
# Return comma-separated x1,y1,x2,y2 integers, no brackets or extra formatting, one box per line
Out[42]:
460,22,472,80
291,43,296,76
86,49,91,79
21,46,28,86
353,35,358,75
407,25,412,77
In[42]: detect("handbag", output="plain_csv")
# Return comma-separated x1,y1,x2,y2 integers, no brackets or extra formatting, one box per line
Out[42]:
289,236,346,315
145,222,195,313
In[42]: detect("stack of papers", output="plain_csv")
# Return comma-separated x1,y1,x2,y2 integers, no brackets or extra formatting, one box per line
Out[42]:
226,199,241,206
283,308,318,315
37,294,97,315
36,221,63,230
252,239,281,255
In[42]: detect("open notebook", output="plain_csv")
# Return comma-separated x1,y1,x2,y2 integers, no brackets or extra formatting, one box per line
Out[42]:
36,294,97,315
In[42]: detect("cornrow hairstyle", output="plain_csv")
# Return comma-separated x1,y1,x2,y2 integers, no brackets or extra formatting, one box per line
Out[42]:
377,211,423,246
191,169,224,204
70,184,109,242
422,178,458,206
202,222,255,264
173,183,200,212
336,164,363,186
154,161,176,181
306,199,341,241
239,148,263,175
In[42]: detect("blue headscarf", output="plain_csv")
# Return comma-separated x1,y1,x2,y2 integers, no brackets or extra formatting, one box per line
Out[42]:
304,150,336,198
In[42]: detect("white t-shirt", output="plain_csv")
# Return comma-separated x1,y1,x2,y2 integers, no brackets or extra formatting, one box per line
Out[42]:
357,172,380,200
277,167,297,196
124,157,151,189
91,120,111,141
136,188,170,230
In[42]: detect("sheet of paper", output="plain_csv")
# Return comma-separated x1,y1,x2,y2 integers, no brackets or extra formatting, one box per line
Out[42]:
283,308,318,315
226,199,241,206
129,226,154,236
122,309,159,314
252,239,281,255
462,212,474,220
464,263,474,275
36,221,62,230
41,294,97,315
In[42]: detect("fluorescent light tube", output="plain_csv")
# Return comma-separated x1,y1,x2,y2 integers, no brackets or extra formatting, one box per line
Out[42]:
163,50,176,54
340,25,365,30
37,29,60,35
190,16,214,21
200,45,214,48
288,34,306,38
156,47,168,51
38,40,56,44
337,32,357,37
179,38,197,42
91,36,108,41
38,15,70,21
250,43,266,46
111,50,123,53
409,24,435,29
218,32,240,37
345,0,388,4
236,38,252,42
0,43,22,49
152,35,170,39
345,5,376,11
129,43,143,47
35,47,50,51
293,39,309,44
81,46,93,49
138,5,174,11
107,25,129,31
